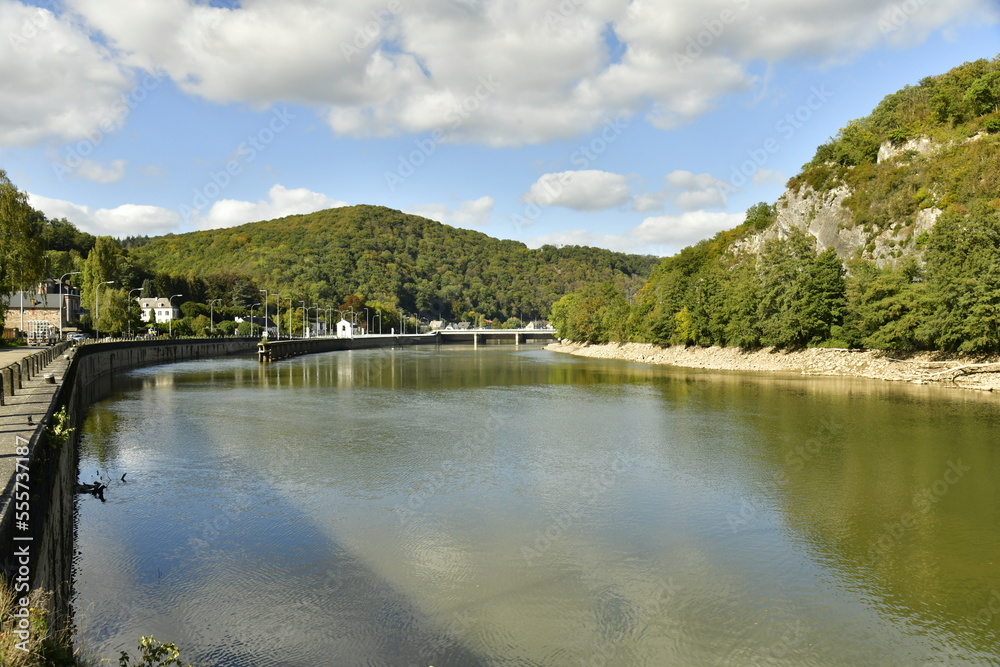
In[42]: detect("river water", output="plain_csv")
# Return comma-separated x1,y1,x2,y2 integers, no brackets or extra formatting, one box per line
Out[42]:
73,346,1000,666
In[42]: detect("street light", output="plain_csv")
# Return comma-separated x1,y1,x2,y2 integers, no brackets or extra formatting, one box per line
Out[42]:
209,298,222,334
127,288,142,336
299,301,306,337
168,294,182,337
248,303,260,337
376,311,382,335
95,280,114,339
260,289,269,338
272,294,281,339
285,297,293,338
363,307,370,335
313,303,319,337
59,271,81,339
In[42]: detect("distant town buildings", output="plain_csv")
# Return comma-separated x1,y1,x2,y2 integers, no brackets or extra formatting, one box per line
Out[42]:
1,279,82,341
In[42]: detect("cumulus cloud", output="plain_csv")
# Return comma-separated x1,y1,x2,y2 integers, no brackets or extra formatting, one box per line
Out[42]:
28,184,347,236
527,210,746,256
522,170,632,211
74,159,127,184
407,196,494,227
2,0,988,148
195,184,348,230
28,192,182,236
0,0,133,146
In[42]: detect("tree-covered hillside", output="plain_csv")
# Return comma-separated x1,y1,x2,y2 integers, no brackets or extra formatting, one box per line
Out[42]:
127,205,656,323
553,56,1000,353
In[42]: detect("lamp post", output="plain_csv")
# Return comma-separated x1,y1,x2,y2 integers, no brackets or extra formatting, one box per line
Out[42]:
363,307,370,335
127,288,141,336
272,294,280,339
95,281,114,339
285,297,293,338
260,289,268,338
313,303,319,337
376,311,382,335
59,271,81,339
168,294,182,337
299,301,306,337
248,303,260,337
209,298,222,334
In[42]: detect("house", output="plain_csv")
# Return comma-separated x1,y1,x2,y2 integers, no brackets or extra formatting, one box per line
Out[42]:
525,320,551,330
1,279,82,341
137,297,181,324
428,320,445,331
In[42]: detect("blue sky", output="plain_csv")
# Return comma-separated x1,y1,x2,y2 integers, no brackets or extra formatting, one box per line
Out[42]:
1,0,997,256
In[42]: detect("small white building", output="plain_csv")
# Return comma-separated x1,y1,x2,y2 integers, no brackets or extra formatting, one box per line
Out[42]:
137,297,181,324
336,319,354,339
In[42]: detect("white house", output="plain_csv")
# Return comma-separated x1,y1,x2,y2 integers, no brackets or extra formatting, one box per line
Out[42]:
137,297,181,324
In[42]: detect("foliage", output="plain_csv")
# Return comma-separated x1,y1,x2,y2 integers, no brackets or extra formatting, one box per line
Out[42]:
0,170,46,331
45,406,75,447
118,636,193,667
127,205,657,324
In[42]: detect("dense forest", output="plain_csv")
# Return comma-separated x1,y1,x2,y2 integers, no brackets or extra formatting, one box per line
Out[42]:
553,57,1000,353
1,193,656,336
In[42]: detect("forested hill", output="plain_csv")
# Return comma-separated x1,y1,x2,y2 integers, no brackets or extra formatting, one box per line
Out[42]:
128,204,656,321
552,56,1000,353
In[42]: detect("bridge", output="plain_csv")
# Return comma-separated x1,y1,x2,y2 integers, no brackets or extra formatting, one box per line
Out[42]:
434,327,557,346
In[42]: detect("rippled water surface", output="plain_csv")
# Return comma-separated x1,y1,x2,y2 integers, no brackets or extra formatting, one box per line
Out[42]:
73,346,1000,665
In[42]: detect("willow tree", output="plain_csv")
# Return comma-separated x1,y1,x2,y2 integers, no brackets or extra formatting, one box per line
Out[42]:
0,171,46,330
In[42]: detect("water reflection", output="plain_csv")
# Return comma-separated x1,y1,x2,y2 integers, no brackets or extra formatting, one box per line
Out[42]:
74,347,1000,665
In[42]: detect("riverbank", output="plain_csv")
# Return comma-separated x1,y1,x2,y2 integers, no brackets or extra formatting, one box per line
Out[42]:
547,341,1000,392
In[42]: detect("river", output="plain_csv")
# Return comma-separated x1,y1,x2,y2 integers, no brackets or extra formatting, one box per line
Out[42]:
72,345,1000,666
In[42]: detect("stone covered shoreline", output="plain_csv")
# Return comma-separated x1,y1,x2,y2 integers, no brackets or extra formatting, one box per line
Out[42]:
547,341,1000,392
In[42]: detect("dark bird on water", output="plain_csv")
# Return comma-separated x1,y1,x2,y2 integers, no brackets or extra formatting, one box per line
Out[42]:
121,472,127,482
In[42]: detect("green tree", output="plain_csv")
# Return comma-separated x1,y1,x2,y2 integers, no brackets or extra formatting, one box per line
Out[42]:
0,171,46,330
81,236,129,317
922,205,1000,351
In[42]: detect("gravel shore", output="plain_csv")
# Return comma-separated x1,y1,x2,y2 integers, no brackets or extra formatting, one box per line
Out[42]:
547,341,1000,393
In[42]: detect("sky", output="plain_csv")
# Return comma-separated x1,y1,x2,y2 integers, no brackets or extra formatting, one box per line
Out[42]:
1,0,998,257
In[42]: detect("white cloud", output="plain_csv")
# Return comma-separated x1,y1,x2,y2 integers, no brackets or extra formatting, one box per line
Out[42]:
0,1,133,146
662,170,729,211
3,0,995,148
527,210,746,256
74,159,127,184
752,168,786,186
196,184,348,230
632,211,745,247
407,196,494,227
27,192,181,236
523,170,632,211
28,184,346,236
